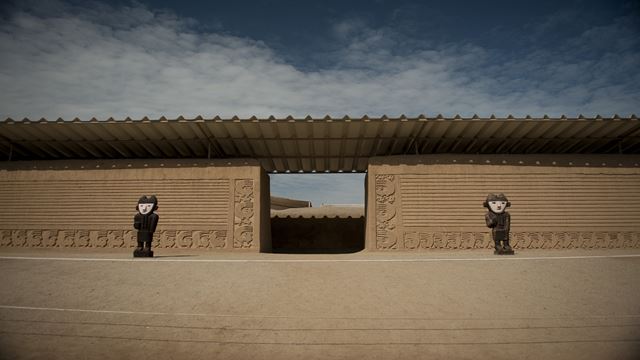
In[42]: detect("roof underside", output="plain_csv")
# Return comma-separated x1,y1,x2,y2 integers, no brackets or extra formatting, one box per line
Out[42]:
1,116,639,173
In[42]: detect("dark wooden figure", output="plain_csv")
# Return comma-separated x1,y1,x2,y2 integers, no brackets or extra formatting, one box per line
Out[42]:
484,193,514,255
133,195,159,257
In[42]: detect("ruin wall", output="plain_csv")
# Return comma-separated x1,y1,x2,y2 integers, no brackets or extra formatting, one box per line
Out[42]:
0,159,271,252
366,154,640,251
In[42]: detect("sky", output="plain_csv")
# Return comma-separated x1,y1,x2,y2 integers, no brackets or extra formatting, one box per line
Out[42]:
1,0,639,205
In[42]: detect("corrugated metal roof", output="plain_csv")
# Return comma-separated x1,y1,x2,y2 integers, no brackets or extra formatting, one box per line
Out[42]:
1,115,639,172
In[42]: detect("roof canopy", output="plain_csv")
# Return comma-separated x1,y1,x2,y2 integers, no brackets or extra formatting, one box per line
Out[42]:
1,115,639,173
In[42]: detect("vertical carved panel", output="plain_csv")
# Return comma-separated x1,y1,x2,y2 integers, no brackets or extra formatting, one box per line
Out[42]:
375,175,398,250
234,179,255,249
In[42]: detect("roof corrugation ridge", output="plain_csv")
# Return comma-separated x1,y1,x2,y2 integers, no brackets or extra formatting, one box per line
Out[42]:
3,115,640,123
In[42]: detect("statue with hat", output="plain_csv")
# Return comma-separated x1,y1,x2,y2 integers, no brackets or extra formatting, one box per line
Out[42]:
133,195,159,257
483,193,514,255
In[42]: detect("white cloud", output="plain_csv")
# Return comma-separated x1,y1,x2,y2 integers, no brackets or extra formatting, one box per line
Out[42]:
1,1,638,204
0,1,638,121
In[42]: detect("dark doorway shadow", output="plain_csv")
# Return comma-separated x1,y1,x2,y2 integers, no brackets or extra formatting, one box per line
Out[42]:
271,217,365,254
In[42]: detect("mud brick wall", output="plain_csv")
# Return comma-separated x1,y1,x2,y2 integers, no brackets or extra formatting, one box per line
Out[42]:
0,159,271,252
366,154,640,251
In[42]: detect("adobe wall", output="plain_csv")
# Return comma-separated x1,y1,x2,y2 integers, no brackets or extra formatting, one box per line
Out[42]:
0,159,271,252
366,154,640,251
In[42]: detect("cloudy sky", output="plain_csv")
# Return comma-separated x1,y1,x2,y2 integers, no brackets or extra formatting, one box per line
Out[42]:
1,0,639,205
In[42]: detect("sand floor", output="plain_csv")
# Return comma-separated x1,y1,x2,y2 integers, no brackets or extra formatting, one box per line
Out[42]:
0,248,639,359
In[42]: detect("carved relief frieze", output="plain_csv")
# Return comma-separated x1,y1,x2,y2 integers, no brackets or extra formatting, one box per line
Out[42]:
375,174,398,250
233,179,255,249
398,231,640,250
0,228,234,249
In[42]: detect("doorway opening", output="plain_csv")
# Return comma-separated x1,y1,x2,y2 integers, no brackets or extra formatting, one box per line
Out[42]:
269,173,365,253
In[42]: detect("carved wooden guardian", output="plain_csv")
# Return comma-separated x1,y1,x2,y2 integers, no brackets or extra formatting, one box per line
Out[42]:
484,193,514,255
134,195,159,257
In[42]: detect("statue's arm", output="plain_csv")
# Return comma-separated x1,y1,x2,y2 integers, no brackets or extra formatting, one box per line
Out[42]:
150,214,159,233
133,214,141,229
505,212,511,232
485,212,496,228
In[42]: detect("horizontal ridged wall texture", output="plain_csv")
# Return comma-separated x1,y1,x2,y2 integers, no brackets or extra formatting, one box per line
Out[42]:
0,179,230,229
366,154,640,251
0,159,267,251
399,174,639,229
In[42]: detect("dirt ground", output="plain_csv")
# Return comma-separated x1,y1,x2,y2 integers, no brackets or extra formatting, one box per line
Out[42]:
0,248,639,360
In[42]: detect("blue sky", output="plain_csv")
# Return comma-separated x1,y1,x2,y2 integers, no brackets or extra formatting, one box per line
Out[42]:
1,0,639,205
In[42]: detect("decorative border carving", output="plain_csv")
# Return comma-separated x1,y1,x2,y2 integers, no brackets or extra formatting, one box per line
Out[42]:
0,229,228,249
401,231,640,250
375,174,399,250
233,179,255,249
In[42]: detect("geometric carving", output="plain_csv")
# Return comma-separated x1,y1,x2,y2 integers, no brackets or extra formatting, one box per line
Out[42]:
459,232,474,249
26,230,42,247
106,230,124,248
176,230,193,248
192,231,209,248
123,230,134,248
473,232,490,249
542,232,558,249
419,232,434,249
90,231,108,248
59,230,74,247
622,232,639,248
1,228,639,250
212,230,228,249
158,230,176,248
393,231,640,250
567,232,581,249
42,230,57,247
555,232,570,249
432,233,444,249
403,232,420,249
443,232,461,249
605,232,618,248
0,230,10,246
579,232,594,249
375,175,398,250
74,230,90,247
528,233,543,249
12,230,26,247
233,179,255,249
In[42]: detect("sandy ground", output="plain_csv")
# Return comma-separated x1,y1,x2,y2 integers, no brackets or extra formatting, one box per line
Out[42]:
0,248,639,360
